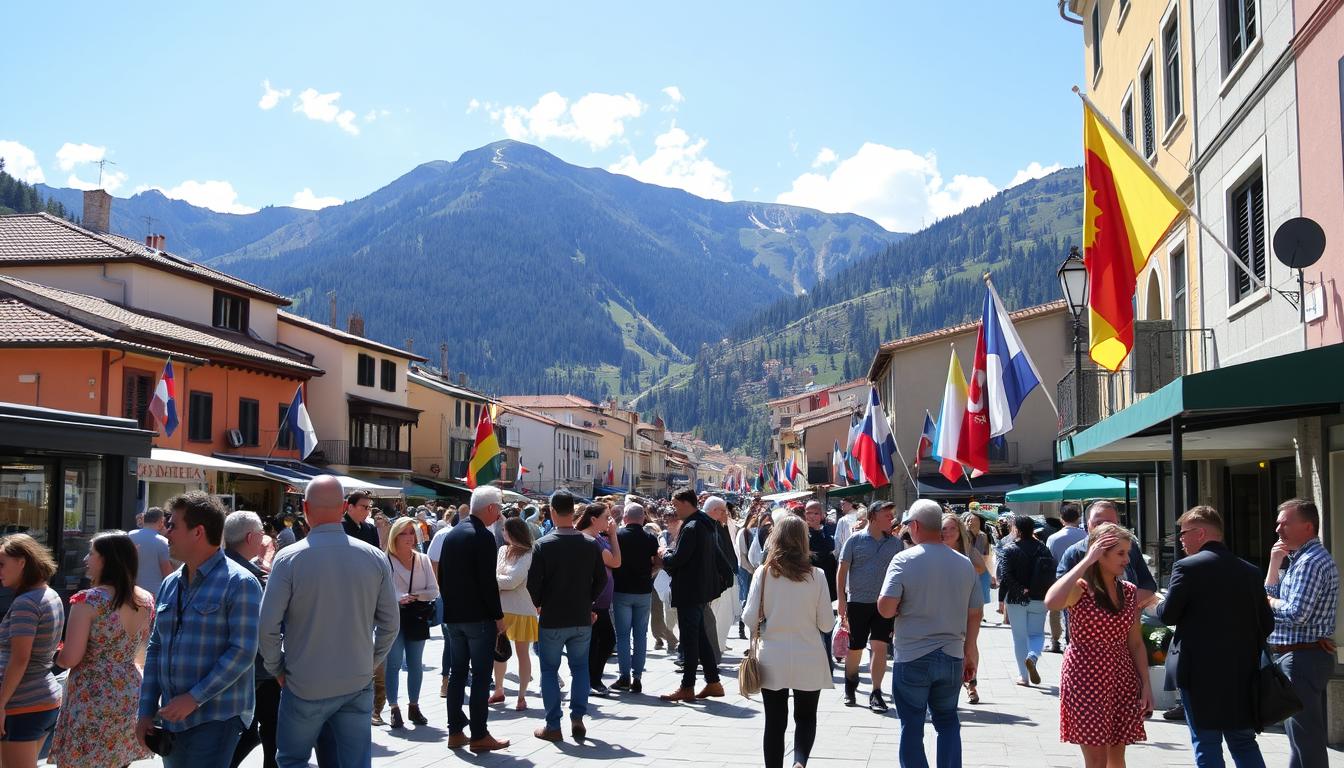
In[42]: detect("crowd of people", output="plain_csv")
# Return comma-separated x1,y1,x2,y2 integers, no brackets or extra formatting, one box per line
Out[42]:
0,481,1333,768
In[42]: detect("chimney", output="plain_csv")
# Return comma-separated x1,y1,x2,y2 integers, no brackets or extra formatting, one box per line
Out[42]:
405,338,414,354
83,189,112,233
155,234,166,250
327,291,338,327
458,372,468,387
439,343,449,375
347,311,365,337
145,235,154,248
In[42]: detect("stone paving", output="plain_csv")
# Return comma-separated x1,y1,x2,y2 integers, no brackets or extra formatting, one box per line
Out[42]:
186,613,1344,767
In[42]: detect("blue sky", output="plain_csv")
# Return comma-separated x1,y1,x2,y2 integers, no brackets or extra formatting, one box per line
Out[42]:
3,2,1083,232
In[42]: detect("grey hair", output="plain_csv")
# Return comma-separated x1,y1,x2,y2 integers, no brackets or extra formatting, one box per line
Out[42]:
223,510,263,548
624,503,646,522
470,485,503,515
142,506,165,525
703,496,726,513
906,499,943,530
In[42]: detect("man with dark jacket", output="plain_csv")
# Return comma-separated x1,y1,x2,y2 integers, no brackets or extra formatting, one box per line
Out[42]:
438,486,509,753
1158,506,1273,767
659,489,733,701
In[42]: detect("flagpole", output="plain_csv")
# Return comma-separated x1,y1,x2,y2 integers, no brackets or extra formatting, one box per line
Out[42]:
266,382,297,461
888,427,920,495
1072,86,1264,290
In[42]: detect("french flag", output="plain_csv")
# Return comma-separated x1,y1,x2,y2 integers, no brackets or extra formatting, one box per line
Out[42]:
915,411,937,466
284,385,319,459
148,360,179,437
983,279,1045,437
852,387,898,489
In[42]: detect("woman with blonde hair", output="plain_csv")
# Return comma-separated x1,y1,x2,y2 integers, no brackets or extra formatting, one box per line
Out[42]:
0,534,63,768
941,512,988,703
743,515,833,768
1045,523,1151,767
492,517,537,709
383,516,439,729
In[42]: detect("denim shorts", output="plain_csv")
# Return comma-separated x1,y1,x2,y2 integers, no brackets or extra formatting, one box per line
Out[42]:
2,707,59,742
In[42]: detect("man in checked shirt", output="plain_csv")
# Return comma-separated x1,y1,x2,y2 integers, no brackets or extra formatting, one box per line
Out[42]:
1266,498,1340,768
137,491,264,767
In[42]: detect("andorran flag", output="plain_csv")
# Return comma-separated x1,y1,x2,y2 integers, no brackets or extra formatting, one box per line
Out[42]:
467,407,503,489
1083,99,1187,371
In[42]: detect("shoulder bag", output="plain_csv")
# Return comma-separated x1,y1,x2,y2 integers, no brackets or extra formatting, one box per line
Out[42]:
1255,639,1304,732
392,554,435,641
738,570,766,697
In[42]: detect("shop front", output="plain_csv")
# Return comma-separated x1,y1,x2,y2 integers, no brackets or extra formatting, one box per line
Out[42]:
135,448,281,514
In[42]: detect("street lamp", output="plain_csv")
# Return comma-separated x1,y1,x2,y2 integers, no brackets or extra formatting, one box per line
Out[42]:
1057,246,1089,430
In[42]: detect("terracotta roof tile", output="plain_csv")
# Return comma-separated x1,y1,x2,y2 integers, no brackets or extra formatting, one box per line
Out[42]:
499,394,597,409
0,298,202,361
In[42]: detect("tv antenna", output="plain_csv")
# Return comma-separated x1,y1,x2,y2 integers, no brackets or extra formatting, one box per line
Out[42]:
142,216,156,238
95,158,117,188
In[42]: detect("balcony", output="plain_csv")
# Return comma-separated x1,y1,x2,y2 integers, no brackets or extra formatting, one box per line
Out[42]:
312,440,410,470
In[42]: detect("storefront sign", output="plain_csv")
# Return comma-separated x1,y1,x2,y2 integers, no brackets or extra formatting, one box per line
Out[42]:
137,461,207,483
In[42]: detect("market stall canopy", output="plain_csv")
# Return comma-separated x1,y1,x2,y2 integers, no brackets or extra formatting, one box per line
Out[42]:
824,482,873,499
144,449,270,479
220,456,403,497
1004,473,1138,502
761,489,815,503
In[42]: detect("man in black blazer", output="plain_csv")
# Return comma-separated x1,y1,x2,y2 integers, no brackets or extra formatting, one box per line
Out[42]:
658,488,733,702
1158,506,1274,768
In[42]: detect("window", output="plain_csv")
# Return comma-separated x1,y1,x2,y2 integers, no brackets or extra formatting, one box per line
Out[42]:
1091,5,1102,78
277,403,295,450
238,398,260,446
455,400,462,427
122,369,154,428
211,291,248,333
357,354,375,387
1121,90,1135,145
1171,245,1188,370
380,360,397,392
1140,63,1156,159
1229,170,1266,303
1162,13,1182,129
1225,0,1257,70
188,391,213,442
450,438,472,478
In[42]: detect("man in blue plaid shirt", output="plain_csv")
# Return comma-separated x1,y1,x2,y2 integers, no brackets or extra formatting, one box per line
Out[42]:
1266,498,1339,768
137,491,264,767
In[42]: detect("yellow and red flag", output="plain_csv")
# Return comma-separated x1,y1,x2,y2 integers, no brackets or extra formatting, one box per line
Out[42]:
1082,99,1187,371
467,407,502,489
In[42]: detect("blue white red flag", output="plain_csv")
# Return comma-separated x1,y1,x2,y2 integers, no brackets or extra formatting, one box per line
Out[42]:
916,411,937,467
983,279,1045,436
148,360,179,437
852,387,898,489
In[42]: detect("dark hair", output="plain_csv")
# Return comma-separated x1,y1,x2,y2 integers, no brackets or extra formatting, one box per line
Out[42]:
575,503,606,532
142,506,165,525
91,531,140,610
1280,498,1320,533
166,490,227,546
550,491,575,517
1059,503,1081,524
1013,515,1037,538
672,488,698,506
503,517,533,550
1178,505,1224,535
346,490,372,507
0,533,57,592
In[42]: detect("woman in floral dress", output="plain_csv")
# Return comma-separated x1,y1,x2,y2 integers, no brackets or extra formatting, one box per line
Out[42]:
1045,522,1153,768
50,531,154,768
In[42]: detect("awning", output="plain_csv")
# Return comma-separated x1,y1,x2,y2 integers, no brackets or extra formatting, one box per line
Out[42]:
824,482,874,499
218,456,403,497
140,449,271,483
917,472,1028,499
1005,473,1138,503
347,394,421,425
761,490,815,503
403,482,443,499
593,484,628,496
410,476,471,501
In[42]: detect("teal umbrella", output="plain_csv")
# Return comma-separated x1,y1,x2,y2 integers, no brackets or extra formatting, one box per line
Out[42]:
1005,473,1137,502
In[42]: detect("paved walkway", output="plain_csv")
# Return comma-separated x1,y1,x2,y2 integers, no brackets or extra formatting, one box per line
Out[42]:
204,612,1343,767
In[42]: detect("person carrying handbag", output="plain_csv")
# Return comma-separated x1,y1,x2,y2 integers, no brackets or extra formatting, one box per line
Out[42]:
742,516,833,768
385,518,440,730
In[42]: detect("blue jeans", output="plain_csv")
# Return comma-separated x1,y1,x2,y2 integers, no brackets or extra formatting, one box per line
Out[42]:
538,625,592,731
445,620,495,740
385,628,426,705
1005,600,1046,680
1278,648,1332,768
274,684,372,768
612,592,652,679
164,716,245,768
737,565,752,602
1181,687,1265,768
892,649,963,768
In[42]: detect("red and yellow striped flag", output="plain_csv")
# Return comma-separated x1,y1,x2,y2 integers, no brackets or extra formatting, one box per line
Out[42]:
467,407,502,489
1083,99,1187,371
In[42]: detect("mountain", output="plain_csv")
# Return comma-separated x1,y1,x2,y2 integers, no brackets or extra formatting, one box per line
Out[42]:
638,166,1084,454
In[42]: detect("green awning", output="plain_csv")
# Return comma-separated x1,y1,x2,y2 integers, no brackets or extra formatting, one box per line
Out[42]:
1058,344,1344,464
404,483,443,499
825,482,874,499
1005,473,1137,502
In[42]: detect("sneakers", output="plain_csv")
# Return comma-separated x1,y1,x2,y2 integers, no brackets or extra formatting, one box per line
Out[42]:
1025,656,1041,686
591,682,610,697
843,676,859,707
370,713,385,726
695,682,726,699
869,691,889,713
468,733,510,753
654,640,665,650
612,676,632,691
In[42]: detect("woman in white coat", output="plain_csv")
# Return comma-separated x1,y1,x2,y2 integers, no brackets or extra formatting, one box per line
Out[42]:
743,515,834,768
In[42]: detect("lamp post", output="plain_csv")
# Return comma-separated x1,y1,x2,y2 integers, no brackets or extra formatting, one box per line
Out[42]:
1057,246,1089,430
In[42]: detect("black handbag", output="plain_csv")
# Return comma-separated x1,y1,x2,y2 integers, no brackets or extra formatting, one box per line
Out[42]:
1255,642,1304,732
392,554,435,641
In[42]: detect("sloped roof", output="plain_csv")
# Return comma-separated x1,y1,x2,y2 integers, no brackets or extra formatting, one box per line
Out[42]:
0,275,320,377
407,370,489,402
499,394,597,409
496,402,600,434
0,298,200,361
867,300,1068,380
0,213,289,303
279,310,427,361
792,399,858,430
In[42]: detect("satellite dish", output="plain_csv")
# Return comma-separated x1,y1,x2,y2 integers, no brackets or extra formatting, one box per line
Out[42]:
1273,217,1326,269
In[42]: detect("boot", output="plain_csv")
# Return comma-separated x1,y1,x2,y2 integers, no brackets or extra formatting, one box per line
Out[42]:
843,676,859,707
389,705,404,729
407,703,428,725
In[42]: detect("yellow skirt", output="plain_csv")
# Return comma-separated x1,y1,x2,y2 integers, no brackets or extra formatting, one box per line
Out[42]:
502,613,539,643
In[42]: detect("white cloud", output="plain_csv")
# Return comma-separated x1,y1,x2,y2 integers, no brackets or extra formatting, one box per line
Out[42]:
294,89,360,135
55,142,106,171
811,147,838,168
609,125,733,201
776,143,999,232
65,170,128,193
258,79,291,110
466,98,481,114
154,180,257,214
362,109,390,123
489,91,645,150
0,140,44,183
1008,161,1064,188
661,86,683,111
290,188,342,210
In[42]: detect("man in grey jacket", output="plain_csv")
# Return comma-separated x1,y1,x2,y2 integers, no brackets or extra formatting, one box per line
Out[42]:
259,476,400,768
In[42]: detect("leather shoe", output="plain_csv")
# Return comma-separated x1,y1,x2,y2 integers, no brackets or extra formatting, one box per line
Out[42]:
469,734,510,753
659,686,696,702
447,732,470,749
533,727,563,742
571,717,587,740
695,682,726,699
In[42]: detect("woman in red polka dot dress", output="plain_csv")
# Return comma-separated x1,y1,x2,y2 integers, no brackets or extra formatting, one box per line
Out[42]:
1044,522,1154,767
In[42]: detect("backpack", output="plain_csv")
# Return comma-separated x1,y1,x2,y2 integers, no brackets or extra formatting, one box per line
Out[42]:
1027,545,1058,598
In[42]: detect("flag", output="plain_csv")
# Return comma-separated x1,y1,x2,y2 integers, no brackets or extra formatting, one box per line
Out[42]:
755,466,765,492
832,439,849,485
787,455,803,483
983,279,1045,436
1083,98,1187,371
283,385,319,459
915,411,937,467
934,348,969,483
621,464,629,487
519,464,530,476
852,386,898,489
845,416,866,483
605,460,615,486
467,407,503,489
148,360,179,436
960,321,991,474
777,463,793,491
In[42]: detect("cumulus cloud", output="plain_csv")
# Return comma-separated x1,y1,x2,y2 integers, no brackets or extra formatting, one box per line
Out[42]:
154,180,257,214
661,86,683,111
0,140,44,183
55,142,106,171
294,89,360,135
609,125,733,201
65,170,128,193
290,188,342,210
776,143,999,232
362,109,390,123
466,98,481,114
489,91,645,150
1008,161,1064,188
812,147,838,168
259,79,291,110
